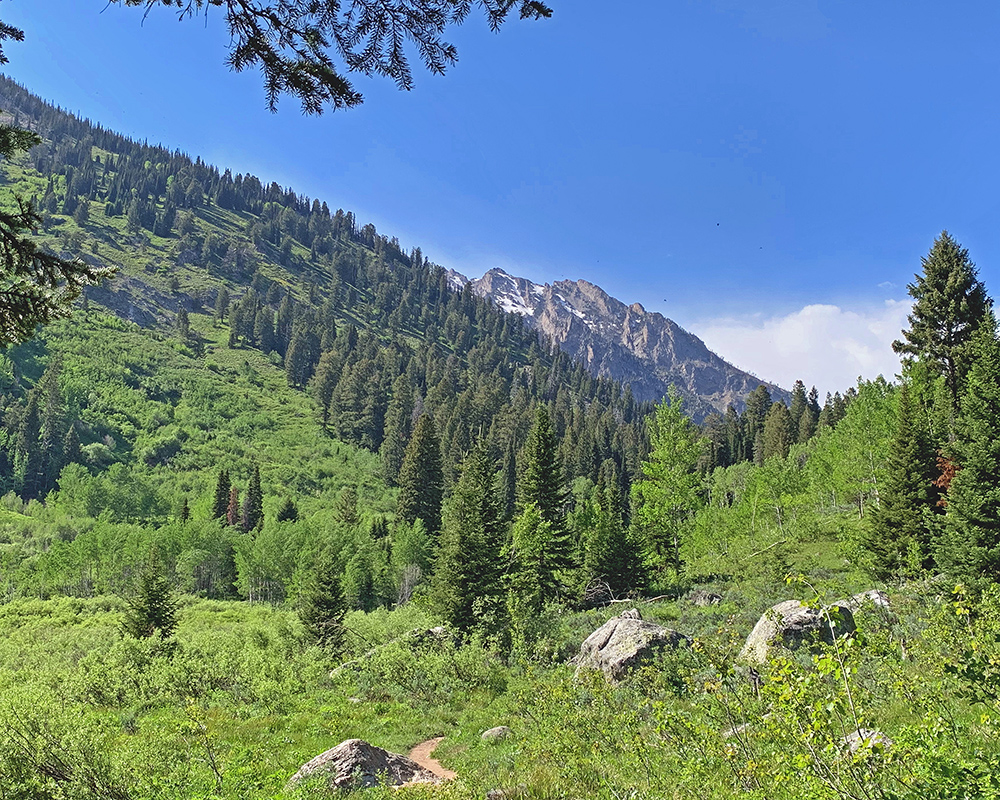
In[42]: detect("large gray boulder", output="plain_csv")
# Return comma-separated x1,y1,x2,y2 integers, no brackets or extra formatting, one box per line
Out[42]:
739,600,856,664
287,739,440,791
575,609,689,681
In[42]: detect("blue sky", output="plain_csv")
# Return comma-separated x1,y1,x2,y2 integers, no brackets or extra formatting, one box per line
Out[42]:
4,1,1000,394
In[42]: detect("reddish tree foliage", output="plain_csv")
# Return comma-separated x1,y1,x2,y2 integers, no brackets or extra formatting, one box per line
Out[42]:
933,454,959,507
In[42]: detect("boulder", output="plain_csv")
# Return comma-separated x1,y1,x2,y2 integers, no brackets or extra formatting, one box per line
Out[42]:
739,600,856,664
287,738,440,791
575,609,689,681
481,726,511,743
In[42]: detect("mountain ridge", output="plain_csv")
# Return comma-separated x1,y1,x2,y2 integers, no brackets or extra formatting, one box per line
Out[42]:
452,267,788,419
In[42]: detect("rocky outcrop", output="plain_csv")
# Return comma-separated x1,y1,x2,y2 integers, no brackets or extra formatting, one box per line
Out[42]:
739,600,856,664
287,739,439,791
464,268,787,418
688,589,723,607
575,609,689,681
846,589,891,611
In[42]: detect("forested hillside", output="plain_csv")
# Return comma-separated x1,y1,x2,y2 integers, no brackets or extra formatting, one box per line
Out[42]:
3,74,1000,800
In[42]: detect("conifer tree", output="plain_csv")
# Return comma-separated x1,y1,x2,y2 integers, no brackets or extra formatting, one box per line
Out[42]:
276,497,299,522
378,373,414,486
226,486,240,528
211,469,231,520
518,407,570,555
762,401,793,461
861,383,939,579
396,413,444,536
121,554,178,639
299,551,346,651
938,315,1000,581
241,464,264,532
507,503,556,650
893,231,990,420
432,440,506,632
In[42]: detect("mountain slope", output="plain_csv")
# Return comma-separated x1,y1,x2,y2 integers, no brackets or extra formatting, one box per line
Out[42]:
462,268,787,419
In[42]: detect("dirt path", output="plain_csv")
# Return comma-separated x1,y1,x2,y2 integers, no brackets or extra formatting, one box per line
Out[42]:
408,737,457,780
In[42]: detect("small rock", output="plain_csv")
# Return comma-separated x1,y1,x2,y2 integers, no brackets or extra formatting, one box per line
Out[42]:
481,726,511,743
287,738,440,791
847,589,891,611
688,589,723,607
842,728,892,753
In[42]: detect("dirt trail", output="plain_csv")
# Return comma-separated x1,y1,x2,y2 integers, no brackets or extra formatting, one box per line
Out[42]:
408,737,457,780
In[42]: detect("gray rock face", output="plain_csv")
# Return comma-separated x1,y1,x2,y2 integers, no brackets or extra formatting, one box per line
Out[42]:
739,600,856,664
287,738,439,791
575,609,689,681
464,268,787,418
481,726,511,743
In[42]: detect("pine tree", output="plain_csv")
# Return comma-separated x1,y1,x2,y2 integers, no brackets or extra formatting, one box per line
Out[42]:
762,401,793,461
893,231,990,421
432,440,506,632
241,463,264,532
299,551,346,651
121,554,178,639
226,485,240,528
378,374,414,486
396,413,444,536
862,383,939,579
938,315,1000,581
276,497,299,522
211,469,231,520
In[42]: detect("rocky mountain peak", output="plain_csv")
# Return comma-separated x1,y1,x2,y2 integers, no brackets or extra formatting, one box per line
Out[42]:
459,268,787,419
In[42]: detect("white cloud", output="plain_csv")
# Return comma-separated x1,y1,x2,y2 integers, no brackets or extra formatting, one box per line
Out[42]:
693,300,912,396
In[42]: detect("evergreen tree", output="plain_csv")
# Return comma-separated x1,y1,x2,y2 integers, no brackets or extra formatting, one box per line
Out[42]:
241,463,263,532
584,468,644,598
893,231,990,421
211,469,231,520
938,315,1000,581
862,383,938,579
214,287,229,325
396,413,444,536
507,503,556,651
762,401,793,462
378,373,414,486
518,407,569,539
276,497,299,522
432,440,506,632
299,551,346,651
121,554,178,639
226,485,240,528
334,486,360,528
630,388,704,580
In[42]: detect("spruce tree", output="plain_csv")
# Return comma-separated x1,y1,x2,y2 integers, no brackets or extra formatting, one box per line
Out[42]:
378,373,414,486
211,469,231,520
518,406,570,554
938,315,1000,581
241,464,264,532
432,440,506,632
276,497,299,522
299,551,346,651
226,486,240,528
121,554,178,639
893,231,990,420
396,413,444,536
762,401,793,461
863,383,938,579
